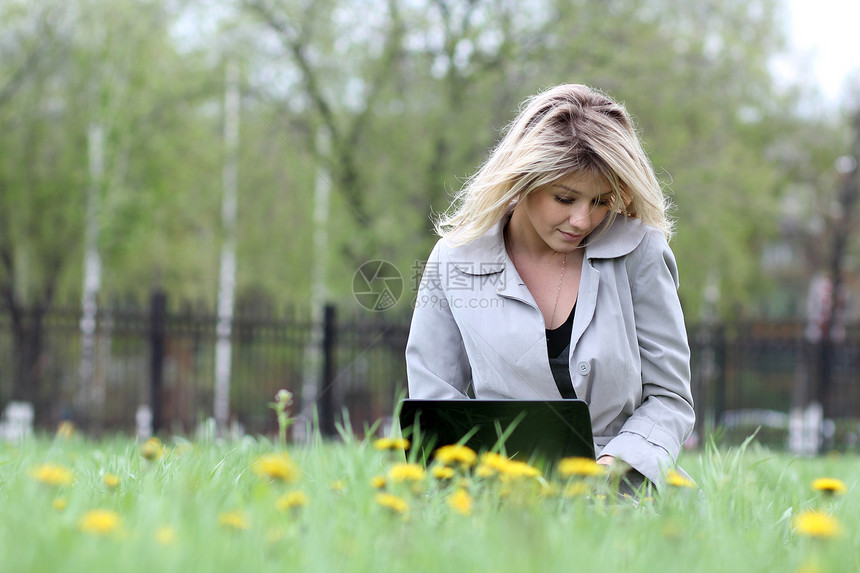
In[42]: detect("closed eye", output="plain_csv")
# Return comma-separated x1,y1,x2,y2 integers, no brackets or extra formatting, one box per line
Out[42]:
554,195,611,207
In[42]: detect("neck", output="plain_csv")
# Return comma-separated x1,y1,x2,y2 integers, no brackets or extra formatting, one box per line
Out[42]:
506,208,561,263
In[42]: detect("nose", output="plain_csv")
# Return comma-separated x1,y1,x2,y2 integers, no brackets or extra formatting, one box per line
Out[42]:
568,202,593,227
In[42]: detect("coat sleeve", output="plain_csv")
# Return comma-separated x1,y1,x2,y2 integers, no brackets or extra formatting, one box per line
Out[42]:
597,230,695,486
405,241,472,399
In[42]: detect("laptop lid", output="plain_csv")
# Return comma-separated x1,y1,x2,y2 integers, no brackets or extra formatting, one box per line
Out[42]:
398,399,595,465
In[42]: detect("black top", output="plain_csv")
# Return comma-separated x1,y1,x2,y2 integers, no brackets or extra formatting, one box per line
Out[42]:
546,304,577,399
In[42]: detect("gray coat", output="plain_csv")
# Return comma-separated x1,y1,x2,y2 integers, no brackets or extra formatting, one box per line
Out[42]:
405,215,695,485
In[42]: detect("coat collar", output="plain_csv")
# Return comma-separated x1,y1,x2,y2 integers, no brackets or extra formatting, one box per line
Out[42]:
442,215,649,275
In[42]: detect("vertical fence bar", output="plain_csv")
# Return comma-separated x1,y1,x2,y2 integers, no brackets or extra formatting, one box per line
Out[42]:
150,290,167,434
319,304,336,437
714,324,726,428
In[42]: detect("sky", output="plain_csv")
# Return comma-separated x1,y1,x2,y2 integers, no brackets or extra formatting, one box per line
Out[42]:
785,0,860,106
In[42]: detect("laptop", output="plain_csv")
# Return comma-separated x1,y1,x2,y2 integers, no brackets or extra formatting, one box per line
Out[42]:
398,399,595,466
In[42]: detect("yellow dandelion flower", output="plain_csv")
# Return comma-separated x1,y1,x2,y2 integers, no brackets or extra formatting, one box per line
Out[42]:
53,497,68,512
141,437,164,461
563,481,591,498
251,453,300,483
276,490,309,511
374,493,408,515
475,463,496,478
665,469,696,489
30,463,74,487
155,526,176,545
56,421,75,439
479,452,508,470
558,457,605,478
390,438,410,450
373,437,393,450
388,463,425,482
797,558,823,573
498,459,540,480
811,478,847,496
79,509,122,535
474,452,508,477
474,453,539,480
370,475,387,489
793,510,843,539
448,489,473,516
330,479,346,492
434,444,477,467
218,512,249,530
373,437,410,451
103,473,120,489
432,466,455,480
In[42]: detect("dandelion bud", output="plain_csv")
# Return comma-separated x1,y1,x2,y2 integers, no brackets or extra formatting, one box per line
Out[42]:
275,389,293,405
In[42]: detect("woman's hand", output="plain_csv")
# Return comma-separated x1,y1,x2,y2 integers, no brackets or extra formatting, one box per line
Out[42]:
596,455,615,466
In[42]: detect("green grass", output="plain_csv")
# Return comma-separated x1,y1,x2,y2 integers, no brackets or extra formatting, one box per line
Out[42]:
1,429,858,573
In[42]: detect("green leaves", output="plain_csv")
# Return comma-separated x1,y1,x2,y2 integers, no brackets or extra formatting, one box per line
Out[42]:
0,0,851,319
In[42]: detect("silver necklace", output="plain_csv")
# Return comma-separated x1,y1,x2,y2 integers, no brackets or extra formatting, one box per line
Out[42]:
505,226,568,329
550,252,567,329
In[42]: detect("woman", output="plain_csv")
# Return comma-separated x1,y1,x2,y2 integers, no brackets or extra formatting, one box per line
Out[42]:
405,84,694,490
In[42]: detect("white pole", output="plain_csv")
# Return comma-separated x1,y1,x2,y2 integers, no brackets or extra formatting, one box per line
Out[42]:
78,121,104,420
214,60,240,430
297,126,331,439
310,126,331,312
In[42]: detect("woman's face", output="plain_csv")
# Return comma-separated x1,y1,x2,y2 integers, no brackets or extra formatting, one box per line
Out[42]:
518,171,613,252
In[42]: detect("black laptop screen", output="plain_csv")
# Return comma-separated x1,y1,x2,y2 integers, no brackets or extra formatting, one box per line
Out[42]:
398,399,595,465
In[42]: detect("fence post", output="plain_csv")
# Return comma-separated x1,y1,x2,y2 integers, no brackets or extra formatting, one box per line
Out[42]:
150,290,167,435
319,304,336,437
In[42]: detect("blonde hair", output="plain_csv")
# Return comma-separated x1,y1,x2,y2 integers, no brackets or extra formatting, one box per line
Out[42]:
435,84,672,245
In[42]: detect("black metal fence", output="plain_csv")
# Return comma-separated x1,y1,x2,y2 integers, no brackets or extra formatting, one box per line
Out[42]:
689,321,860,447
0,294,410,437
2,294,859,444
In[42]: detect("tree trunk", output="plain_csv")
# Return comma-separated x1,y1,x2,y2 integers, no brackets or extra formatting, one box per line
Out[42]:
214,60,240,430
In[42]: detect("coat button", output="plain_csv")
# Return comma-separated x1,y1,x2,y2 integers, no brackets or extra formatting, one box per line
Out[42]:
576,361,591,375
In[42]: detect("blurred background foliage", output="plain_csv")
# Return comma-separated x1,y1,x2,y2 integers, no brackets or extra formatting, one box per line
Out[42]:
1,0,856,322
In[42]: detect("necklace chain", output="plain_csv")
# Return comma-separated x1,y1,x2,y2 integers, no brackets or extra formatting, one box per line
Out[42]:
550,252,567,329
505,226,568,329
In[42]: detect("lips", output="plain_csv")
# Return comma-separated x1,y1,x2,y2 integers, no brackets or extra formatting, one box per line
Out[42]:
558,230,584,242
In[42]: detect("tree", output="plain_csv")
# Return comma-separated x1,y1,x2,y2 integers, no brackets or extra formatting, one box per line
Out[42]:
241,0,407,259
0,1,85,412
0,0,224,420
